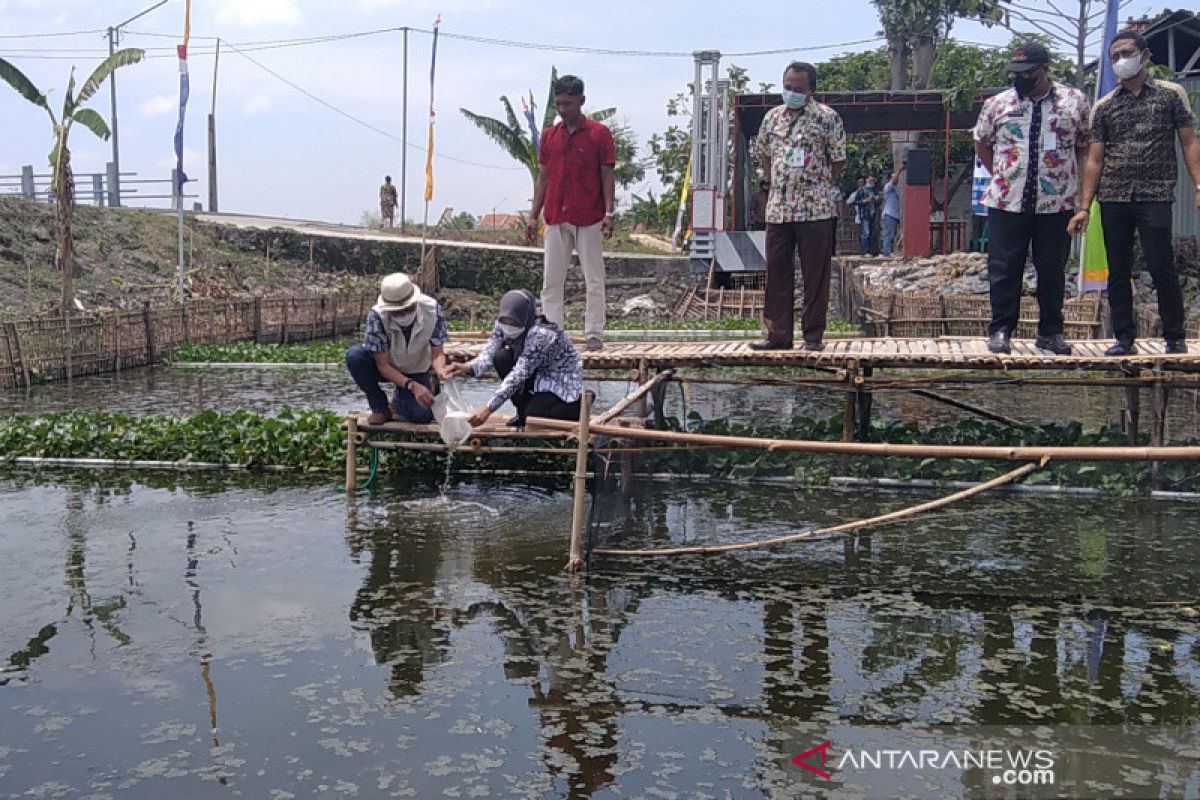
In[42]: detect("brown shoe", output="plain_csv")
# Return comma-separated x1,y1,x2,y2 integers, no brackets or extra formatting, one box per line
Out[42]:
365,410,390,425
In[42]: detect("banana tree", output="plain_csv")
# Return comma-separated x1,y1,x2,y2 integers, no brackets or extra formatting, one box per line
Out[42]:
460,66,616,188
0,49,144,314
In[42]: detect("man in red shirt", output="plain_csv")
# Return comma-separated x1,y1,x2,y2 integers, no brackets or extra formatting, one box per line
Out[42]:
526,74,616,352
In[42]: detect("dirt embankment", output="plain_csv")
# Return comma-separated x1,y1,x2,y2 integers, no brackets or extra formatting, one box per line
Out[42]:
0,198,374,317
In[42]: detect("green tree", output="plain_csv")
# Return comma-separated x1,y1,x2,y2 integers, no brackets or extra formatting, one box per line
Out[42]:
460,67,643,193
0,50,144,314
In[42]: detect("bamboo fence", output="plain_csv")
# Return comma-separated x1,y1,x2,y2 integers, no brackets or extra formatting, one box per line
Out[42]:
0,290,375,389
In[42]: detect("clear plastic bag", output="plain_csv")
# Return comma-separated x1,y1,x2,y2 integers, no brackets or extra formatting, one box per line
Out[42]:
432,380,472,448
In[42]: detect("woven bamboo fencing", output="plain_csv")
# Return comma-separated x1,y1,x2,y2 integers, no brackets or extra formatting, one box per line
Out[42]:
0,290,375,389
860,290,1106,339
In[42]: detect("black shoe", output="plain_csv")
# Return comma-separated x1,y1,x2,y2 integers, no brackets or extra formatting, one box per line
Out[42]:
1165,339,1188,355
1034,333,1072,355
1105,339,1135,356
986,330,1011,354
797,340,825,352
749,340,792,351
506,417,524,428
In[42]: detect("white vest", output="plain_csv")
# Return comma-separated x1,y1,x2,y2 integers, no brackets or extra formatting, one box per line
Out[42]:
377,295,438,374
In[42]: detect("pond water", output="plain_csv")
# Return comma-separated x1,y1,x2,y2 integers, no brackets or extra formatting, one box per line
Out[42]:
2,471,1199,798
3,365,1200,439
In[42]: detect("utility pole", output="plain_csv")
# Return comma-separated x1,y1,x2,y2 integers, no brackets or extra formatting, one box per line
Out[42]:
208,38,220,213
400,27,409,235
105,0,169,208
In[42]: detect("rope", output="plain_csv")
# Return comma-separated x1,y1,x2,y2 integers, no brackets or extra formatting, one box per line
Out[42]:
591,457,1048,558
336,447,380,494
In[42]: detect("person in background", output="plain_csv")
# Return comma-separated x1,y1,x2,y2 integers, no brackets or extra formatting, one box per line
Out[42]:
749,60,846,352
847,176,879,255
974,41,1090,356
379,176,398,227
1069,30,1200,356
346,272,449,425
880,163,905,256
526,74,616,353
446,289,584,428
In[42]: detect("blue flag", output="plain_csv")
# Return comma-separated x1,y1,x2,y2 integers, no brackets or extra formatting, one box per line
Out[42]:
174,44,190,196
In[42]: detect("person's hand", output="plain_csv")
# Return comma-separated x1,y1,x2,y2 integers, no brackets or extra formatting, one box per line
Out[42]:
1067,209,1091,235
411,382,435,408
601,216,614,239
467,405,492,427
444,361,471,379
525,219,539,245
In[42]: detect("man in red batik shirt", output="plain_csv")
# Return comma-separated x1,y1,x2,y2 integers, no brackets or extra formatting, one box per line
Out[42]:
526,74,616,352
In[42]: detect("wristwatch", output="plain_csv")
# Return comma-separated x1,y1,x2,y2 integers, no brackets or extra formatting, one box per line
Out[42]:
403,378,414,392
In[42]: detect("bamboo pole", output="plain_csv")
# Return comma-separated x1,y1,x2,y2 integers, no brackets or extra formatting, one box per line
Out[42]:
594,369,673,426
525,417,1200,462
345,414,359,492
592,458,1046,557
366,441,574,456
566,391,593,572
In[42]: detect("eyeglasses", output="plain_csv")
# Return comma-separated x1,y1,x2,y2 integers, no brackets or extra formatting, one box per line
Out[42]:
1109,48,1141,62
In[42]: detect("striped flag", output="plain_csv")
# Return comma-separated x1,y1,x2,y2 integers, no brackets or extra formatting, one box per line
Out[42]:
1081,0,1120,292
522,98,540,156
173,0,192,198
423,16,440,203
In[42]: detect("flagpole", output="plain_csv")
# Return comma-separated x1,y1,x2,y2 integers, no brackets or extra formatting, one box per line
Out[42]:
1079,0,1119,298
420,16,440,263
400,27,408,236
176,0,192,306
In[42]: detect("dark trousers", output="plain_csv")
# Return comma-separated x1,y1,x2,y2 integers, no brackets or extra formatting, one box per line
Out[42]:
986,208,1071,337
345,344,434,423
514,392,581,424
1099,201,1184,342
764,219,834,345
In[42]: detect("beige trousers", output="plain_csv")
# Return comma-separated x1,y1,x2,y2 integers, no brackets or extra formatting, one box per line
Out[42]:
541,221,606,339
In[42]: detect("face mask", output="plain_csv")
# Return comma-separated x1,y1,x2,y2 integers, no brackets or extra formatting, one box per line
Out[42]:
1011,73,1038,98
781,89,807,110
498,323,524,340
390,308,416,325
1112,55,1143,81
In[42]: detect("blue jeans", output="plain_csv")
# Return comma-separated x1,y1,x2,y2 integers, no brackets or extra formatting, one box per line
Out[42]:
345,345,434,423
881,214,899,256
858,214,874,255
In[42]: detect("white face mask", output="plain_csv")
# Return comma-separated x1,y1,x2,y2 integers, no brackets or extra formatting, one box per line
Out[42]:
390,308,416,325
498,322,524,340
1112,54,1144,81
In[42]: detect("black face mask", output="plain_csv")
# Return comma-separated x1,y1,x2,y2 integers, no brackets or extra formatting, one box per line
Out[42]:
1011,72,1039,98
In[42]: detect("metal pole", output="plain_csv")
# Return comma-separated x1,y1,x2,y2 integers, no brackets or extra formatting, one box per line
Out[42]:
108,27,121,207
400,28,409,235
105,1,168,209
177,172,185,305
208,39,220,213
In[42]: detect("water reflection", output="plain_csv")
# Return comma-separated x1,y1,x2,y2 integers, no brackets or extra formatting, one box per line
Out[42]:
2,473,1199,797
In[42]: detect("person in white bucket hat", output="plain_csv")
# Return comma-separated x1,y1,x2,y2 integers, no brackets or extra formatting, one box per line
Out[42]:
345,272,450,424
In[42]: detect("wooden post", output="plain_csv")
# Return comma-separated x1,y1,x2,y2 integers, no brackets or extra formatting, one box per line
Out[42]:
9,323,31,390
636,359,650,419
330,295,339,337
1124,384,1140,446
282,299,290,345
63,313,72,382
253,296,263,343
566,391,593,572
345,414,359,492
856,366,874,441
112,315,122,373
143,301,156,365
1150,371,1169,490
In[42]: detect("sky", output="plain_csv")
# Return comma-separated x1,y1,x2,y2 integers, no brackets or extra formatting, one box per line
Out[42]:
0,0,1167,226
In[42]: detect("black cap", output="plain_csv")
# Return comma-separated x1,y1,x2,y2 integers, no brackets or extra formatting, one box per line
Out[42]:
1008,42,1051,73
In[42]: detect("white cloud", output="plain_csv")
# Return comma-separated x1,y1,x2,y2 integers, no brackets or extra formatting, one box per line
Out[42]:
214,0,300,28
241,94,273,115
138,95,176,117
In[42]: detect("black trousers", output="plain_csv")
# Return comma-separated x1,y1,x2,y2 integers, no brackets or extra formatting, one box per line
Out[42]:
1099,201,1184,342
986,208,1071,337
764,219,834,345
